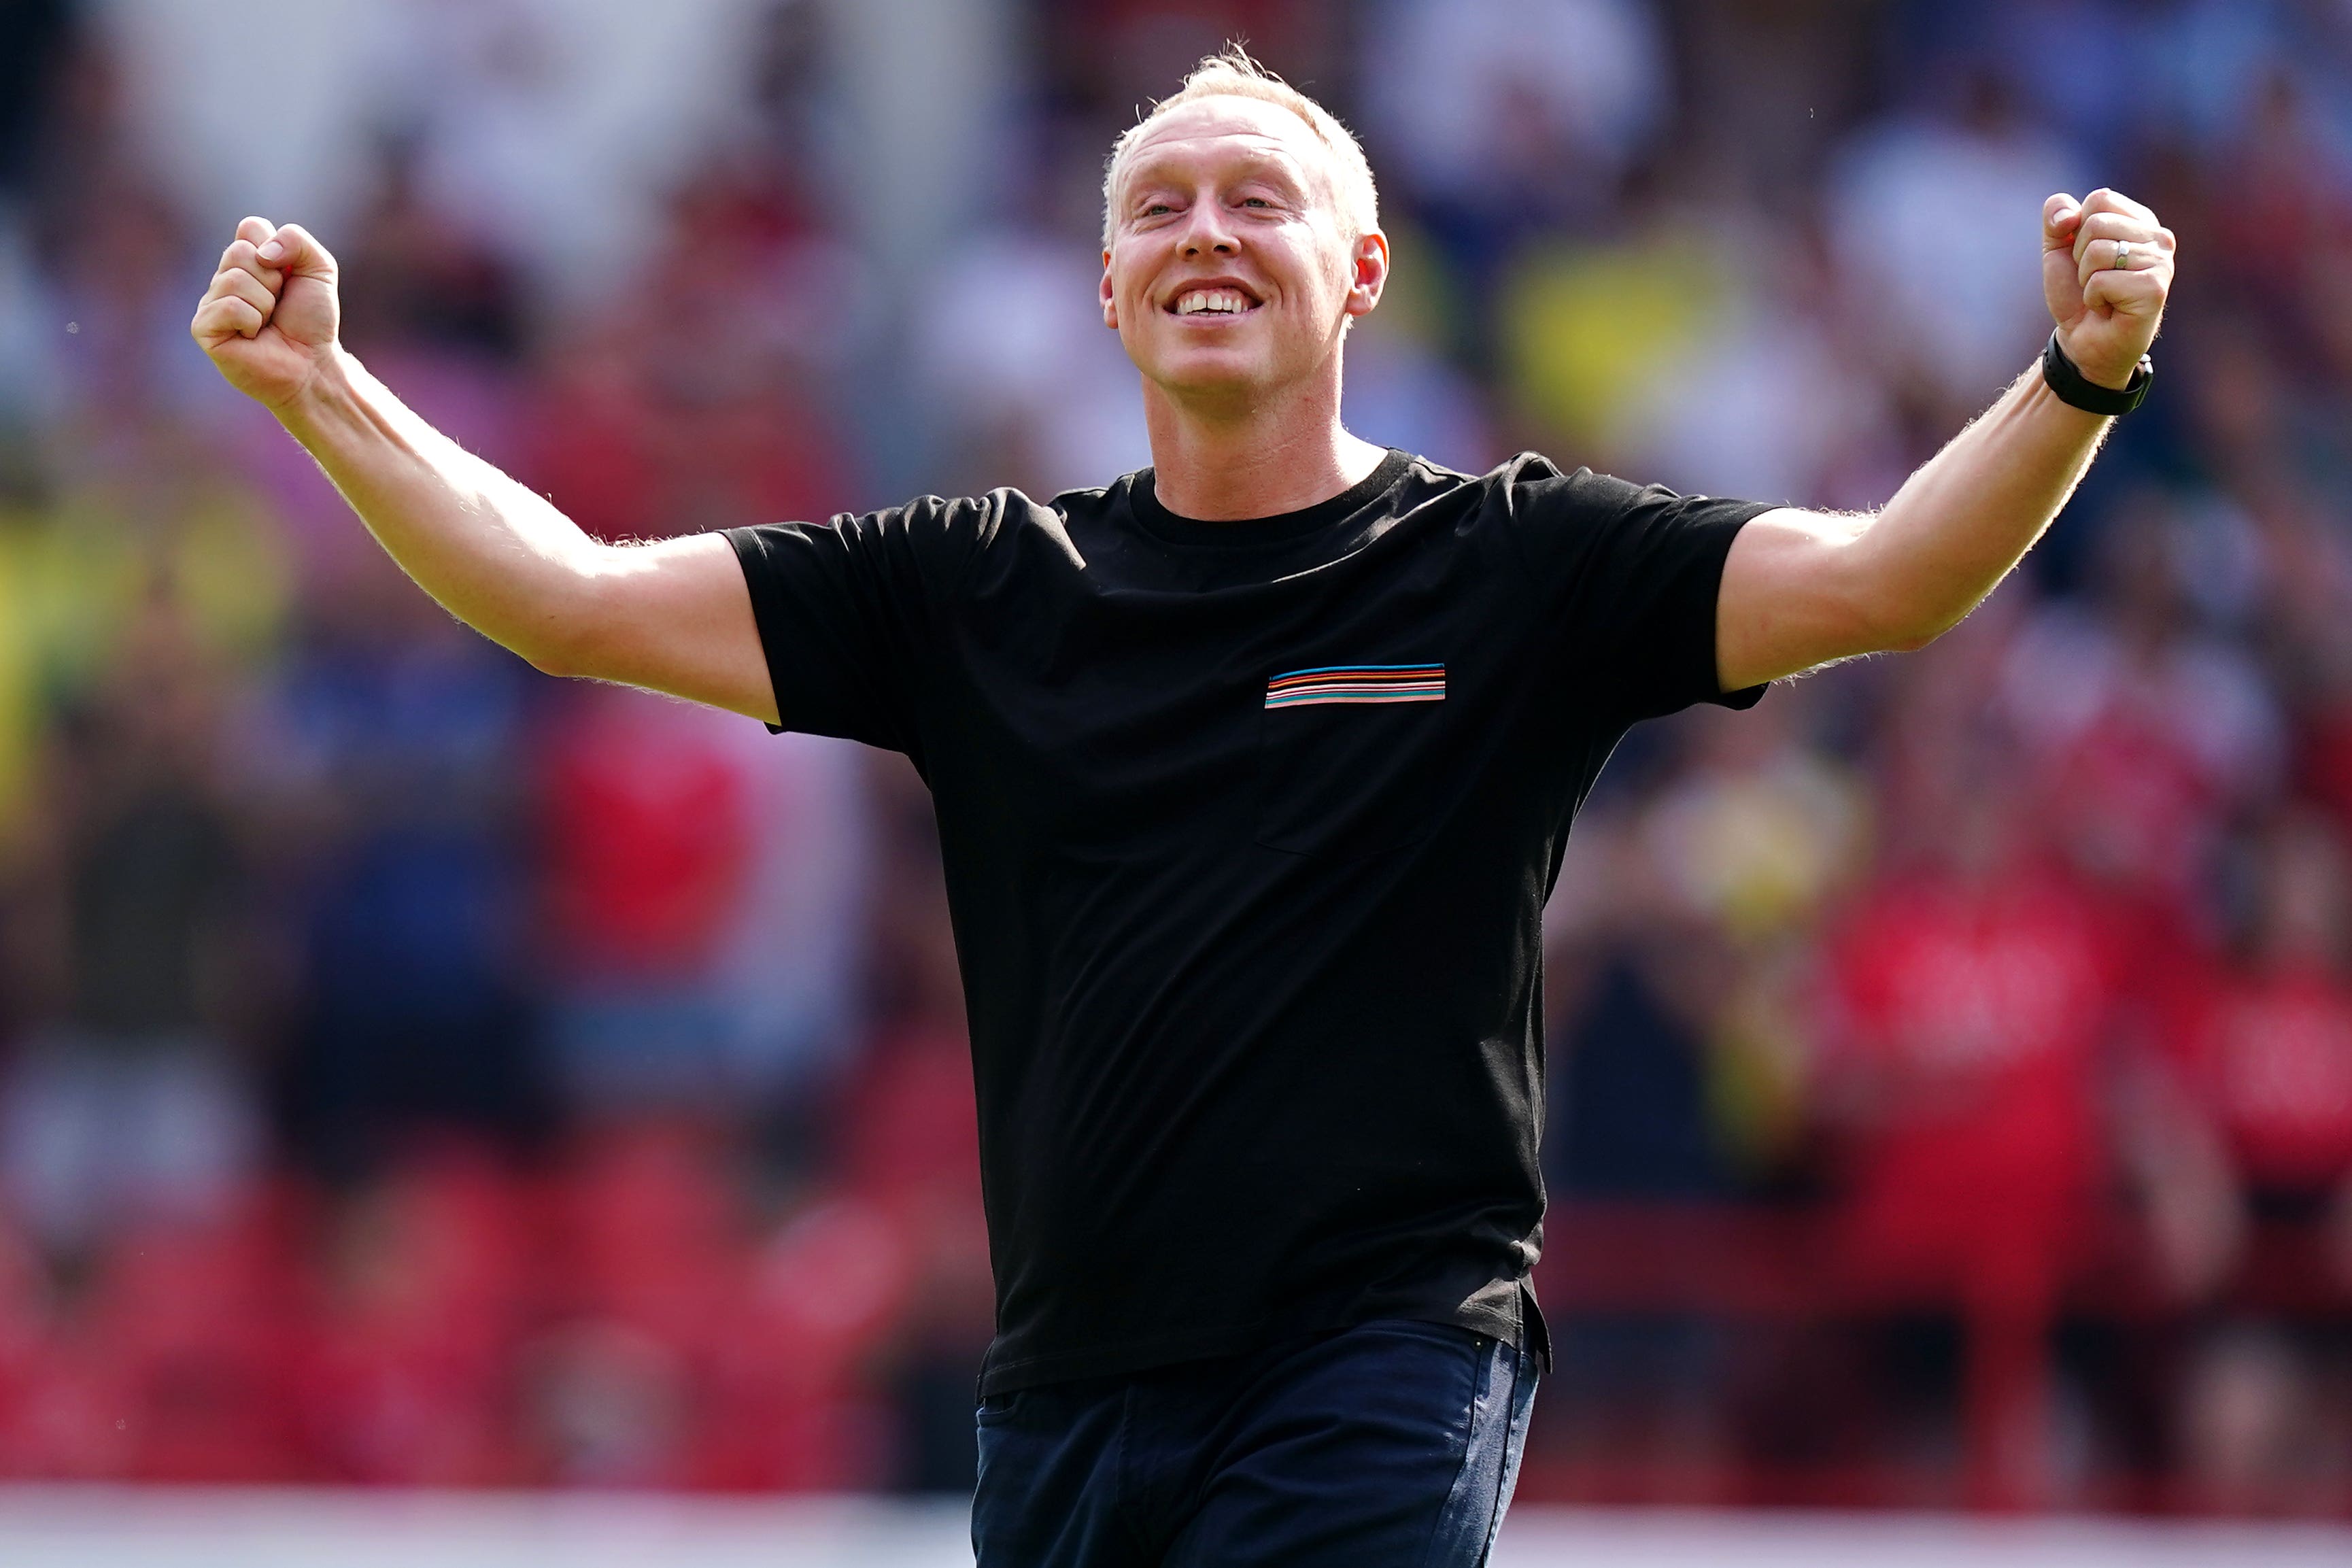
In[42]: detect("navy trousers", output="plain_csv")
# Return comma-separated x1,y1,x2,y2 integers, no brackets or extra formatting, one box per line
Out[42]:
971,1318,1538,1567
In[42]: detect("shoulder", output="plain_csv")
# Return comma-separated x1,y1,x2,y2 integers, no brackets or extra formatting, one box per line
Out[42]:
834,487,1070,566
1484,451,1716,517
729,490,1048,602
1469,451,1766,566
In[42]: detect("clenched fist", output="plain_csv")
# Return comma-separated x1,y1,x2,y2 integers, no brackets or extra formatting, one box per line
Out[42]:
190,216,341,411
2043,188,2175,391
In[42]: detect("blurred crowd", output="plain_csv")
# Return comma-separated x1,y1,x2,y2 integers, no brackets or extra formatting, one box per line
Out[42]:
0,0,2347,1516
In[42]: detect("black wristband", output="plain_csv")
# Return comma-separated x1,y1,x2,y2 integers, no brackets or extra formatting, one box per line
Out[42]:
2041,330,2153,415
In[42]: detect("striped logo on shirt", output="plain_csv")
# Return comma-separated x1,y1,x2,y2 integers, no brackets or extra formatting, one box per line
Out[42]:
1264,663,1446,709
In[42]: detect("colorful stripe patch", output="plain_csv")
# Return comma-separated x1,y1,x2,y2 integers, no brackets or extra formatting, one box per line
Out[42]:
1265,663,1446,709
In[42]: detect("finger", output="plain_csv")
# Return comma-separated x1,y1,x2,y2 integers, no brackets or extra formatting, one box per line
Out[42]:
2077,235,2172,291
2043,192,2083,250
207,265,277,318
216,237,285,296
235,215,274,248
255,221,337,282
2083,267,2169,320
2070,210,2166,262
192,292,266,344
2077,186,2157,225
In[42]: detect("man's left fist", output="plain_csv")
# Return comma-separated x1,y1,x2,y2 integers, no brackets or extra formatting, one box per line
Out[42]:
2043,188,2175,391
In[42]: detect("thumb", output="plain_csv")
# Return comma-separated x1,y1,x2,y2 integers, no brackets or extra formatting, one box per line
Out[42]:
255,222,338,283
2042,192,2082,254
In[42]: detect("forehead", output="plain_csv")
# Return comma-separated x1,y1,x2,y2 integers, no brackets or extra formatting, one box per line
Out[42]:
1117,96,1331,195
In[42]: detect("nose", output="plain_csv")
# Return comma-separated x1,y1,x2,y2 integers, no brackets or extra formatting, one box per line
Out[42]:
1178,204,1239,258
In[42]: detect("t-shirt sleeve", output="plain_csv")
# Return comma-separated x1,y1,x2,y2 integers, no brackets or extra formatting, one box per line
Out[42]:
1512,465,1774,724
723,495,989,755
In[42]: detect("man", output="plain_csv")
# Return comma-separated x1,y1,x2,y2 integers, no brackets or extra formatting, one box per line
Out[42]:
193,47,2172,1568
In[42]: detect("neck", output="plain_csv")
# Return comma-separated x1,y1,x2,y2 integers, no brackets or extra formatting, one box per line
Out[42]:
1141,359,1388,521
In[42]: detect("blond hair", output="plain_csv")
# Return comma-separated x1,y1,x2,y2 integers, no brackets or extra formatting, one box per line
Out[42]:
1102,44,1380,248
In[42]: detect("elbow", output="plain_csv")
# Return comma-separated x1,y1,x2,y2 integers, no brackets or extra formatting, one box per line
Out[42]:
522,641,581,679
1850,583,1963,656
1877,621,1941,655
515,574,614,681
515,614,600,681
1877,600,1980,655
1819,600,1937,661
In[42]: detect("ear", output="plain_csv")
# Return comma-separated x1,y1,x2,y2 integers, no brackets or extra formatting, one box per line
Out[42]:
1101,250,1118,329
1344,229,1389,322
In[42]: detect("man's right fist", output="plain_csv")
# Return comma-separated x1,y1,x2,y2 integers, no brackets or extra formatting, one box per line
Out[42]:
190,216,341,411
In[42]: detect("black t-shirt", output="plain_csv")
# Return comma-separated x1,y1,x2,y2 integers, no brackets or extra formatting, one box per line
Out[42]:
727,449,1767,1395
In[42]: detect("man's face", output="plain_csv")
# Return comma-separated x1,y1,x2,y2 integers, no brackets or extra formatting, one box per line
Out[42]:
1102,97,1385,409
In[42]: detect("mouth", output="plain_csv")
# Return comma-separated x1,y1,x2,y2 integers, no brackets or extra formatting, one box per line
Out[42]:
1165,282,1264,319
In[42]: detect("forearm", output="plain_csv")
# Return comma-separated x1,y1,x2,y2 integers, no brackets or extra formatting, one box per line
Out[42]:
1852,362,2110,649
275,347,608,670
1718,188,2169,689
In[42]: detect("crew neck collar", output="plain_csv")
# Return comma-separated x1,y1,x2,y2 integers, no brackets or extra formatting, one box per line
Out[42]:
1131,449,1412,549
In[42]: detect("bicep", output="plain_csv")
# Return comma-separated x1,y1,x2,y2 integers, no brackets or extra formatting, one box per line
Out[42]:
569,532,779,723
1716,507,1891,691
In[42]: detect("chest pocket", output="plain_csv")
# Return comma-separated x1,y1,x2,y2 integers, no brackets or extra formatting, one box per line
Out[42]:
1253,663,1449,860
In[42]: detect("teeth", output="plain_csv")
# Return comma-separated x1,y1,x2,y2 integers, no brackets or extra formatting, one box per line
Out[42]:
1178,288,1251,316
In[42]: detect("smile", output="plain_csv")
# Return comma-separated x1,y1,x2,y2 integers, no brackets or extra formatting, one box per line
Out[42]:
1169,286,1262,317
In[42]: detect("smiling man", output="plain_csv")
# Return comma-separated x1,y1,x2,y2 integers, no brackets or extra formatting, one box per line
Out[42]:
192,45,2172,1568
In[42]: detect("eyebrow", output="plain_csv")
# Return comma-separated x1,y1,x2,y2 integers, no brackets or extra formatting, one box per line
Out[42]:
1121,143,1312,205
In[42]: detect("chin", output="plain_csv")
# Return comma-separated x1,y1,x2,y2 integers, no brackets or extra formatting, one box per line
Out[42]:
1138,342,1278,400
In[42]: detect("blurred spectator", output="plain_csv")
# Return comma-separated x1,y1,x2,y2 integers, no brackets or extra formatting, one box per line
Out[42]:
526,156,864,541
1825,61,2081,414
1626,221,1906,511
257,576,545,1180
914,211,1149,499
536,687,754,1108
1040,1,1342,143
0,0,70,202
299,1145,533,1484
0,599,260,1261
337,139,530,364
527,1123,730,1487
533,685,868,1114
1500,219,1727,468
2001,498,2281,956
1339,293,1497,476
1644,694,1870,1180
2162,817,2352,1253
2174,1322,2352,1514
1673,0,1881,211
367,0,770,306
2121,815,2352,1512
1811,755,2120,1506
1362,0,1669,301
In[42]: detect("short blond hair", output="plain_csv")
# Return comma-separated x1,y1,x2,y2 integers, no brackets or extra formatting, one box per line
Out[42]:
1102,44,1380,248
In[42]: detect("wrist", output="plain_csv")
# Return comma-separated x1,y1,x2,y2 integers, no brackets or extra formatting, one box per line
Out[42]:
2041,330,2152,415
271,343,358,434
2060,341,2133,391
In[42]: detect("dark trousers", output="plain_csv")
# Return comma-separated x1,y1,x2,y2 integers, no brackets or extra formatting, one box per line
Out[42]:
972,1318,1537,1567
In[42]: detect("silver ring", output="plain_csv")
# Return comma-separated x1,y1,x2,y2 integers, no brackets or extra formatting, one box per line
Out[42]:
2113,241,2133,271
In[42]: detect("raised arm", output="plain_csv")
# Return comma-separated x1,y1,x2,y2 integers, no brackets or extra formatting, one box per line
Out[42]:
190,217,777,722
1716,188,2175,691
